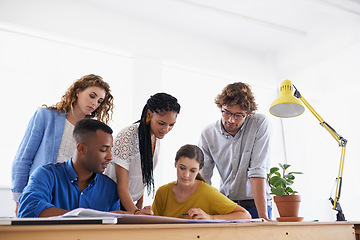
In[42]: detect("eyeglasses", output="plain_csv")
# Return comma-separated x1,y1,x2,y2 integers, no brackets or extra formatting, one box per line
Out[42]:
221,108,246,120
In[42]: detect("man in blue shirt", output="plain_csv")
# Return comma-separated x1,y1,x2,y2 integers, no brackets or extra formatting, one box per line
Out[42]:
18,118,121,217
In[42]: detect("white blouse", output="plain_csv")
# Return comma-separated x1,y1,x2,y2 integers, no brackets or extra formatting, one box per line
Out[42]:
104,123,160,202
56,118,76,163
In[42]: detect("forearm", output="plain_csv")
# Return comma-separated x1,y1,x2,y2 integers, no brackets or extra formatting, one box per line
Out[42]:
15,202,19,217
135,195,143,209
198,136,215,184
250,177,268,219
188,206,251,220
115,165,137,212
118,189,138,212
38,207,69,217
110,210,132,214
12,161,32,197
212,206,251,220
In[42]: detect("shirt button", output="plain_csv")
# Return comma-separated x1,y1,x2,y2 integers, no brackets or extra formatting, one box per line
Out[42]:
230,190,233,194
233,158,236,161
81,192,83,195
233,175,235,178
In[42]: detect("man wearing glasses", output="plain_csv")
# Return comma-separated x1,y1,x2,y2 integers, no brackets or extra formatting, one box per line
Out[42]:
198,82,272,220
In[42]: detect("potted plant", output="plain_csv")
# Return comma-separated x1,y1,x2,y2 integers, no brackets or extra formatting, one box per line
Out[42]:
267,163,303,221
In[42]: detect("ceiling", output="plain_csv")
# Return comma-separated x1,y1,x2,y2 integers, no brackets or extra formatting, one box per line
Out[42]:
76,0,360,54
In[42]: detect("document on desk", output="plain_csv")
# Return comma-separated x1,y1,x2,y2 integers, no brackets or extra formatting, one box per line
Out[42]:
60,208,264,224
0,209,263,225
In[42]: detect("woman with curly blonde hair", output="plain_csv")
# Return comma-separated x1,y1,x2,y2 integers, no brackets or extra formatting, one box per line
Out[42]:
12,74,114,214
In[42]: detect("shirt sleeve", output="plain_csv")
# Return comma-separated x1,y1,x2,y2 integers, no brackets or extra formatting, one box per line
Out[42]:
152,185,166,216
111,125,139,171
198,129,215,184
17,166,56,218
205,184,237,215
11,108,46,201
109,198,121,211
247,114,271,179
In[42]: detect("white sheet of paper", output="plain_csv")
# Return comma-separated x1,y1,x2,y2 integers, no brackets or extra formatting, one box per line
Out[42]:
58,208,264,224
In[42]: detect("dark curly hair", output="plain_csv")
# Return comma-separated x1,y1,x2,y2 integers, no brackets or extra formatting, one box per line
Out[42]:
137,93,181,195
45,74,114,124
215,82,257,115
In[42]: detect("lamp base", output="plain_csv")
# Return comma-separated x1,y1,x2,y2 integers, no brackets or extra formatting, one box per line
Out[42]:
336,212,346,221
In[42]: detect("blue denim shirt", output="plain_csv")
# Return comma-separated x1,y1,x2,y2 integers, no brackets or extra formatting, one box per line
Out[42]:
12,108,66,201
18,158,120,217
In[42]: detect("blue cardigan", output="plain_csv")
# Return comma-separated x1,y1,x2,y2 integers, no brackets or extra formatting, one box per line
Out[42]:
11,108,66,201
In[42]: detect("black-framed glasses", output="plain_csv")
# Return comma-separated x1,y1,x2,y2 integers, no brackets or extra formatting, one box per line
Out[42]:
221,108,246,120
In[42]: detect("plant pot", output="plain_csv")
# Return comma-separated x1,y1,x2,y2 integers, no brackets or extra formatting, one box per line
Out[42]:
274,195,301,217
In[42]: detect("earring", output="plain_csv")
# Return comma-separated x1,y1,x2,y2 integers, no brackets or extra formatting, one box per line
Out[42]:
146,116,151,124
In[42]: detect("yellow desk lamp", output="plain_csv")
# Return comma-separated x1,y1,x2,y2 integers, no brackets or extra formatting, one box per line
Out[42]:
269,80,347,221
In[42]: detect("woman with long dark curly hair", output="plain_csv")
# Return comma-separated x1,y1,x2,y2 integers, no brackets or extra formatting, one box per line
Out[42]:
105,93,180,215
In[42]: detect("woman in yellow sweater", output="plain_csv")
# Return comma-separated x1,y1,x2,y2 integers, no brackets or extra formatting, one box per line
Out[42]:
152,144,251,220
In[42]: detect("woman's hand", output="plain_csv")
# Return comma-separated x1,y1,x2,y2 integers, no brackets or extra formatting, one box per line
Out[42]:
139,205,153,215
186,208,212,220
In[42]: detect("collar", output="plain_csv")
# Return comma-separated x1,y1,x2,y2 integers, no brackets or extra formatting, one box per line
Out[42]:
218,117,248,138
65,158,98,185
65,158,79,183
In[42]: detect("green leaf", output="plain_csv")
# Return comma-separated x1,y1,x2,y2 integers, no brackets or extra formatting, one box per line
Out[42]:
280,178,287,186
285,179,294,185
269,176,282,186
285,174,295,180
272,187,285,196
270,167,279,173
285,186,294,194
283,164,291,170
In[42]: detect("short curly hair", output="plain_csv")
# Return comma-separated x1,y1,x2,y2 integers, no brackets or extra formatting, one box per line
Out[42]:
215,82,257,115
46,74,114,124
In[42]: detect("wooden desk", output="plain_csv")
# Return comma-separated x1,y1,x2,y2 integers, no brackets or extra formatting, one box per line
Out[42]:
0,221,359,240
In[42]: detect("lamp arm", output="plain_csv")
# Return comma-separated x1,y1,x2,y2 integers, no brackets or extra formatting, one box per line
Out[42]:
294,87,347,147
293,86,347,221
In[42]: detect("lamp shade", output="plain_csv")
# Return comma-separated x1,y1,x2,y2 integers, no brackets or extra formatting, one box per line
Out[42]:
270,80,305,118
